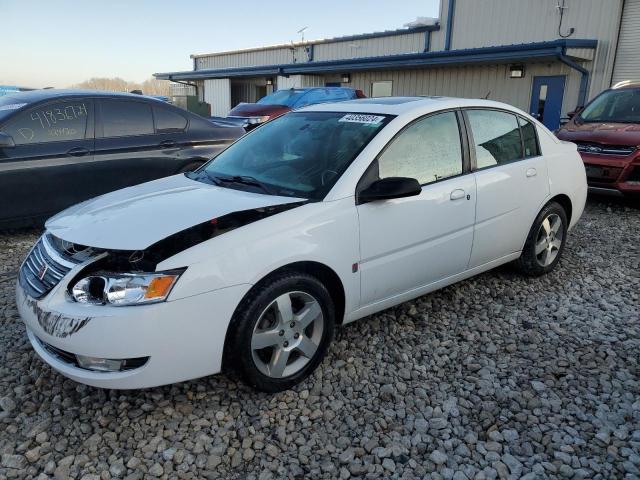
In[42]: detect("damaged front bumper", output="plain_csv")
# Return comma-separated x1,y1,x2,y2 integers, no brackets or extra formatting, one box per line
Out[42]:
16,276,251,389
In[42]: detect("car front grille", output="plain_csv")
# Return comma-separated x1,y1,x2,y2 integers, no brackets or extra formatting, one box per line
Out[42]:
576,142,637,156
19,235,81,299
584,164,624,183
627,166,640,183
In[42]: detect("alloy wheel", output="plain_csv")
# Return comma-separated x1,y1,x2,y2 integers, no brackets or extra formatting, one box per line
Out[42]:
535,213,564,267
251,291,324,378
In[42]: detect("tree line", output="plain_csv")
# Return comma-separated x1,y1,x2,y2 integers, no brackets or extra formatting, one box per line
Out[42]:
71,77,171,96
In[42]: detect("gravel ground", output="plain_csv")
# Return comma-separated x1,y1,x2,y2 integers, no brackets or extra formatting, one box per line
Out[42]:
0,197,638,480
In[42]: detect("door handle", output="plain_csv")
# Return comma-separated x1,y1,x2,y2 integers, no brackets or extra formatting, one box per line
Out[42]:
159,140,176,148
526,168,537,178
450,189,466,201
66,147,90,157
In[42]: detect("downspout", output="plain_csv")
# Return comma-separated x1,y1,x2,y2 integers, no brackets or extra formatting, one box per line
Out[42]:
556,46,590,107
423,31,431,52
445,0,455,51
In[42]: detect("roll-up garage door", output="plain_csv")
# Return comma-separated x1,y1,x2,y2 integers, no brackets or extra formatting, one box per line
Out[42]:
612,0,640,85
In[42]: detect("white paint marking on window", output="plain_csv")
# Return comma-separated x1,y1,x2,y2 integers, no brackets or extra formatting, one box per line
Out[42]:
0,103,27,112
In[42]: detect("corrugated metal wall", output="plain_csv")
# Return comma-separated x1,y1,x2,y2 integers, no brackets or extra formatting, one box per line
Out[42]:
204,79,231,116
195,47,296,70
230,78,272,106
612,0,640,84
448,0,624,98
277,75,325,89
193,32,427,70
313,32,425,61
169,83,196,96
347,62,581,117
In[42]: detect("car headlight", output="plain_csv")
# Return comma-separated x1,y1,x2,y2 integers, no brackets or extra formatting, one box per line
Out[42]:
246,115,270,125
71,271,183,306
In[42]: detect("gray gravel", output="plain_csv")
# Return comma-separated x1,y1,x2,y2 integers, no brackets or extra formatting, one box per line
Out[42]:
0,197,639,480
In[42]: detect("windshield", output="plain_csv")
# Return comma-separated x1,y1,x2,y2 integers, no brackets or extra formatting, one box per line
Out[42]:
579,88,640,123
256,89,307,107
198,111,391,200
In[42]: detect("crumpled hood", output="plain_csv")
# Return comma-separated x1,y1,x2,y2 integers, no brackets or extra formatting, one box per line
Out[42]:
46,174,304,250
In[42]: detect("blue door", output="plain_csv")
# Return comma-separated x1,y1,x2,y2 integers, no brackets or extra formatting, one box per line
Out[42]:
529,75,566,130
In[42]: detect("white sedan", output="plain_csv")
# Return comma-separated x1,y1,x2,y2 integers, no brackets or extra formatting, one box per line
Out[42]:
16,97,587,392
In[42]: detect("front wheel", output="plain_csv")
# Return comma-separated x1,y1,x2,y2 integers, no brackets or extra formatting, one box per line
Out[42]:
225,272,335,392
516,201,568,276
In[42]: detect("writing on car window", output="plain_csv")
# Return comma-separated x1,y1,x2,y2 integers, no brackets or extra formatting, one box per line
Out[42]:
5,102,89,144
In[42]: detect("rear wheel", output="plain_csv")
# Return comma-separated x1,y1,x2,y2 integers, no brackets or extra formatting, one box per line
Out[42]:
225,272,335,392
517,202,568,276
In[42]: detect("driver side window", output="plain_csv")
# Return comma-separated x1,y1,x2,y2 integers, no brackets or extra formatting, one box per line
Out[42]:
377,111,463,185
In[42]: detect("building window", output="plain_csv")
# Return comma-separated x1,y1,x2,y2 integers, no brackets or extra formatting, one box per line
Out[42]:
371,81,393,97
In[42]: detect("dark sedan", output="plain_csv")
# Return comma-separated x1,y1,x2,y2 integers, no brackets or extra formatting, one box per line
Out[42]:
0,90,244,228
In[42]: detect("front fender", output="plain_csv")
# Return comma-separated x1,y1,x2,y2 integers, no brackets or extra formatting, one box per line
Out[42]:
160,198,360,315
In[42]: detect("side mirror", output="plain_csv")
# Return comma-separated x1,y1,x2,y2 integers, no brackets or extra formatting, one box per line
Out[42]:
567,106,584,119
358,177,422,204
0,132,15,148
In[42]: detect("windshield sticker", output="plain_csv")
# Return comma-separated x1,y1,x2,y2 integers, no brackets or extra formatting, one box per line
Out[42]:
339,114,385,125
0,103,27,112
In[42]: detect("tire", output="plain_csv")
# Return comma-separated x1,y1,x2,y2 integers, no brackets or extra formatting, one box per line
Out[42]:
177,161,203,174
516,201,568,276
225,271,335,392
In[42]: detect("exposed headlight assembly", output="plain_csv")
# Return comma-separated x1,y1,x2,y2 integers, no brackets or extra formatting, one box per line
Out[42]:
246,115,270,125
71,271,183,306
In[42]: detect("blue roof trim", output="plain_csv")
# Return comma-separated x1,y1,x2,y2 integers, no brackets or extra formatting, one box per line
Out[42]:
155,39,598,81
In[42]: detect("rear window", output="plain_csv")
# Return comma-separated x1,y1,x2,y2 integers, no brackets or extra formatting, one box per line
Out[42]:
100,100,154,137
519,117,540,158
154,106,187,133
257,89,307,107
467,110,523,168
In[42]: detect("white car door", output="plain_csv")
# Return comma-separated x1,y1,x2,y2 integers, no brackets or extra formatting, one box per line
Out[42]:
357,111,477,306
464,109,549,268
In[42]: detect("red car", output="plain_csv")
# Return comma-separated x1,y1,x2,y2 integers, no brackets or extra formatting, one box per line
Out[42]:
225,87,366,130
556,81,640,197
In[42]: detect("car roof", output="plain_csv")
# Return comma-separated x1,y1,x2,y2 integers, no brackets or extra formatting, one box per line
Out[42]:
611,81,640,90
276,87,354,92
0,89,164,104
300,96,523,116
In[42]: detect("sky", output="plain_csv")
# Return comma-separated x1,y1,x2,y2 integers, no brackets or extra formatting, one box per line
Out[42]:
1,0,440,88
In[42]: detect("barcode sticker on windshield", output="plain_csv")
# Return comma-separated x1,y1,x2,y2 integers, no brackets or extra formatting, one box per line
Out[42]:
339,114,385,124
0,103,27,112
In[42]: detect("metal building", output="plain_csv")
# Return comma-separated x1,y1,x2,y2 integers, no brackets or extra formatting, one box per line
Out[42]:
155,0,639,130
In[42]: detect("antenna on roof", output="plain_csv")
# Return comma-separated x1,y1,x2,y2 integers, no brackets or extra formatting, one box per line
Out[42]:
297,26,308,43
